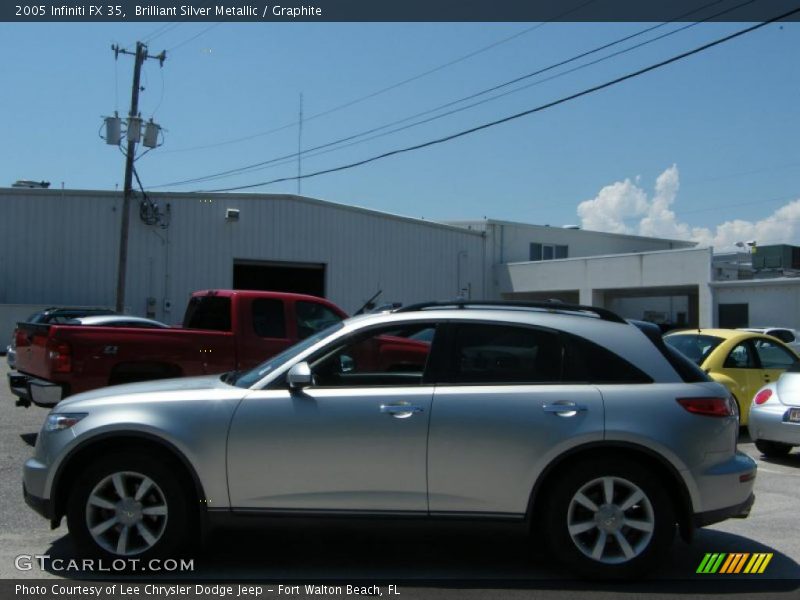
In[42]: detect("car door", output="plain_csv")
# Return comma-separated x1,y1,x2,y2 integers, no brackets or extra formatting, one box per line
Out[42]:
716,340,763,415
427,322,604,516
226,322,437,513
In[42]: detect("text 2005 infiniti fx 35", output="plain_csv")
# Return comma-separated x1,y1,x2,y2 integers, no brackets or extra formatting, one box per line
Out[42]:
24,301,756,578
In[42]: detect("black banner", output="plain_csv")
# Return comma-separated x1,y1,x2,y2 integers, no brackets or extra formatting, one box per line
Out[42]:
3,0,800,22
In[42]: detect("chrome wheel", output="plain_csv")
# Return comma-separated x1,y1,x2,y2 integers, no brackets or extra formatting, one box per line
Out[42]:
566,476,654,565
85,471,168,556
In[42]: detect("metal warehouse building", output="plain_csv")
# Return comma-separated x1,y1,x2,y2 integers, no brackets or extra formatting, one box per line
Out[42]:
0,187,485,324
5,187,799,334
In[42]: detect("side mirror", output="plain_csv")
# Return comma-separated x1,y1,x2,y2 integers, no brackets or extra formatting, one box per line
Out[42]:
287,362,313,389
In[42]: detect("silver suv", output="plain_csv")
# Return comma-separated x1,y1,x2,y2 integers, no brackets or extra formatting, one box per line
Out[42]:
24,301,756,578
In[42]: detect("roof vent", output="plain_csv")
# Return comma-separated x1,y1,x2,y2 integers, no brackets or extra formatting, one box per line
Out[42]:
12,180,50,189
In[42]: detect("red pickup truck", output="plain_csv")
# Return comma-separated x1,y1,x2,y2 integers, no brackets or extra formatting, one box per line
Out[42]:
9,290,348,407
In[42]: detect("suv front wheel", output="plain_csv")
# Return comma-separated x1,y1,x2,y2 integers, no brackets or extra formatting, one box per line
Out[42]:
66,453,190,560
544,458,675,578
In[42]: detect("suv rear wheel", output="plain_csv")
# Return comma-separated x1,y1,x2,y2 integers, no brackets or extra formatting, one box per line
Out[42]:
66,453,190,559
544,459,675,578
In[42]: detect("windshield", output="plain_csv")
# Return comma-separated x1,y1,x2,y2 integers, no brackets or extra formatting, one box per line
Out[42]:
664,334,724,366
230,322,345,388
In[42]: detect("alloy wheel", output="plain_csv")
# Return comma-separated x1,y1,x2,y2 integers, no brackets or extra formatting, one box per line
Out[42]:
566,475,655,565
84,470,168,556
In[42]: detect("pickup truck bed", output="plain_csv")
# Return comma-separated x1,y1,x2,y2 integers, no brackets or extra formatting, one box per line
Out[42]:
10,290,347,407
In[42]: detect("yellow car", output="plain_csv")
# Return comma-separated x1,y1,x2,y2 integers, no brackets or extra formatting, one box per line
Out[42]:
664,329,800,425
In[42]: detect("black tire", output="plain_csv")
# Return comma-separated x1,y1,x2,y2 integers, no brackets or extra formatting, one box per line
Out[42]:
543,458,675,579
755,439,793,457
66,452,191,560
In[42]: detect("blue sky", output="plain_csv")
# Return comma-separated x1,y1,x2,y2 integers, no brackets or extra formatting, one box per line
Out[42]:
1,17,798,248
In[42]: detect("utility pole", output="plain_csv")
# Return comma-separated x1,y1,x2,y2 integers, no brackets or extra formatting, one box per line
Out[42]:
112,42,166,312
297,92,303,195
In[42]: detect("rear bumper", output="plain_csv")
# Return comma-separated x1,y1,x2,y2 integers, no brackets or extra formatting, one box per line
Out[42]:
694,492,755,527
749,404,800,446
7,372,66,407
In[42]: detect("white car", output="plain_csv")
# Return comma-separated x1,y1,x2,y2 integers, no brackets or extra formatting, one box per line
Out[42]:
749,364,800,457
739,327,800,351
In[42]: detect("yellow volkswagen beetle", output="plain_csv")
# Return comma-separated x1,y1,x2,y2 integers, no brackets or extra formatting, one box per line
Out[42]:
664,329,800,425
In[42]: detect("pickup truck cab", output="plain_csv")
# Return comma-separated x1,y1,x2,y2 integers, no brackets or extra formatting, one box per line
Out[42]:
9,290,347,407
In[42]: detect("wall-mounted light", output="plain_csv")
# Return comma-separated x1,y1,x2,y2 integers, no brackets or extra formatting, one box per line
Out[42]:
225,208,240,222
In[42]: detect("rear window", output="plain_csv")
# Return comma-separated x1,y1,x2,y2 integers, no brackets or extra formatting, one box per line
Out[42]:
664,334,723,366
183,296,232,331
562,333,653,384
631,321,710,382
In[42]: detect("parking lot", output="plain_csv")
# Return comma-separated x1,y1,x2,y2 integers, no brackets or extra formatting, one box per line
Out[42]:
1,360,798,595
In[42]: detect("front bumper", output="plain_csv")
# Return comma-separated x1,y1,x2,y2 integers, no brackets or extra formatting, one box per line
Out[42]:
23,482,53,520
7,372,66,408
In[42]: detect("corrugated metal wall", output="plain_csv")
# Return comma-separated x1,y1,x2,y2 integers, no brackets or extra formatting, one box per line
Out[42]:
0,188,485,322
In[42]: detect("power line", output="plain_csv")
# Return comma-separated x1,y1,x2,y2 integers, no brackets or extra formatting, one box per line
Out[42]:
168,22,224,53
161,0,601,154
195,7,800,193
151,0,750,189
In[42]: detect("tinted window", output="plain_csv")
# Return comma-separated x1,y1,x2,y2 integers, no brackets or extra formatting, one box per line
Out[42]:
723,342,756,369
664,334,723,366
311,324,434,387
449,324,561,384
754,338,797,369
252,299,286,338
183,296,232,331
296,301,343,340
562,334,652,384
768,329,795,344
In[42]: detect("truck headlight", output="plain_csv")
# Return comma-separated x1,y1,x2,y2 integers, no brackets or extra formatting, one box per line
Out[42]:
44,413,87,432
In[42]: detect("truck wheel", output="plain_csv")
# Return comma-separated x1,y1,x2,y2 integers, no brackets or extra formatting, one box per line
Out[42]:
66,453,190,559
543,459,675,579
755,440,793,457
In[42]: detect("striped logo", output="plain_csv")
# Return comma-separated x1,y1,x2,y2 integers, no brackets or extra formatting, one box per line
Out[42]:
696,553,773,574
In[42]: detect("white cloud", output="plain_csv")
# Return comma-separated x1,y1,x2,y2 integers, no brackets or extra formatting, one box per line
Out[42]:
577,165,800,251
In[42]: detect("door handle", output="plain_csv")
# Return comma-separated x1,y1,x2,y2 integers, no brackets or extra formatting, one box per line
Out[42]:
380,403,423,418
542,402,587,417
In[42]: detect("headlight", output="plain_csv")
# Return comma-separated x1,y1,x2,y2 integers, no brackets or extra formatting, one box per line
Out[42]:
44,413,87,432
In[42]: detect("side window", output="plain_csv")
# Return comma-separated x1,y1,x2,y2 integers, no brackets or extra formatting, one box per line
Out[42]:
449,323,561,384
769,329,795,344
182,296,231,331
296,301,343,340
562,334,652,383
723,342,756,369
754,338,797,369
310,324,434,387
252,299,286,339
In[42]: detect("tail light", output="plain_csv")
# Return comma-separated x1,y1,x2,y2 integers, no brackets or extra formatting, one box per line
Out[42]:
14,328,26,347
677,396,736,417
754,389,772,405
47,340,72,373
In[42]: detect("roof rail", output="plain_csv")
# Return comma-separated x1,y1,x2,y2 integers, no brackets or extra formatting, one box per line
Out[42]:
394,300,627,324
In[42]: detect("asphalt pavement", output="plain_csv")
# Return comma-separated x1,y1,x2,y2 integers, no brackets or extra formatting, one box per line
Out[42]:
0,360,798,600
